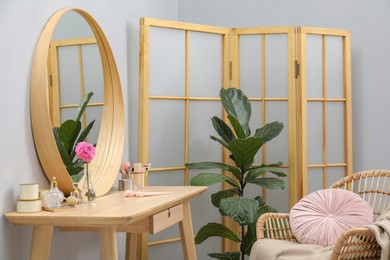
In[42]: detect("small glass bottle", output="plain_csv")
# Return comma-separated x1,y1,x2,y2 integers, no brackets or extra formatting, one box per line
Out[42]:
44,177,65,208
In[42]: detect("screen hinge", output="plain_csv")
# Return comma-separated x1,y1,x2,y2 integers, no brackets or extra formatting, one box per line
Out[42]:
295,60,300,79
229,61,232,80
49,74,53,86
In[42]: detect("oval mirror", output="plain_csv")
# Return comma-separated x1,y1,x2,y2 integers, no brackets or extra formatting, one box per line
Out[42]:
31,8,124,196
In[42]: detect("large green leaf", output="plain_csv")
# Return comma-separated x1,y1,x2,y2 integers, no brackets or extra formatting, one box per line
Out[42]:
228,137,264,170
247,177,285,190
248,162,283,171
220,88,251,137
186,161,242,180
227,115,246,139
245,167,287,183
211,189,239,208
211,116,235,143
195,222,240,244
70,172,84,183
254,121,284,143
219,197,259,226
209,252,240,260
67,159,84,175
210,135,229,149
74,92,93,121
59,120,81,153
190,173,238,187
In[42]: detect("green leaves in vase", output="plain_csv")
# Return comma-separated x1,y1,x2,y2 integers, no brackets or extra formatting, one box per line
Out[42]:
186,87,286,260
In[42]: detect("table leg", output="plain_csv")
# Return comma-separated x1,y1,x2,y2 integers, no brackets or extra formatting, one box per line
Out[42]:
30,225,53,260
125,233,138,260
99,227,118,260
179,202,196,260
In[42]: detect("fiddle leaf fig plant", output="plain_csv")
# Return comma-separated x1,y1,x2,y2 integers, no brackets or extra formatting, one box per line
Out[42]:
53,92,95,182
186,88,286,260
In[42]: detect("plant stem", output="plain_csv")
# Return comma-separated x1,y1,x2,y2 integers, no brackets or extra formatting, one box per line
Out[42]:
241,225,245,260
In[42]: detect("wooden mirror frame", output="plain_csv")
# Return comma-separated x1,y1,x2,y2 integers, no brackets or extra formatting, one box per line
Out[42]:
31,8,124,196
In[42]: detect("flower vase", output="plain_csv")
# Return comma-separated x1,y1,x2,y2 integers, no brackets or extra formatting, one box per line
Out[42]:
83,163,95,202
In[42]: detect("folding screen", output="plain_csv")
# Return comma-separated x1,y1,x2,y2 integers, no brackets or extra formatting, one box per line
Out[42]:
139,19,352,258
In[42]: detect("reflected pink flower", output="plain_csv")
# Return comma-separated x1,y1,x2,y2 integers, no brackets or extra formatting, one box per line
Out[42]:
75,142,95,162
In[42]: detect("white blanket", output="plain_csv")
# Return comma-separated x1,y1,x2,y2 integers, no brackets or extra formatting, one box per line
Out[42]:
367,209,390,260
249,239,333,260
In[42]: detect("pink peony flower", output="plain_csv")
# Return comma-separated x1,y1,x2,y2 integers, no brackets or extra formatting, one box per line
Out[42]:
75,142,95,162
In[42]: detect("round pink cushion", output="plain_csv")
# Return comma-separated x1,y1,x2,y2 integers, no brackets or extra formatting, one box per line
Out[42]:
290,188,373,247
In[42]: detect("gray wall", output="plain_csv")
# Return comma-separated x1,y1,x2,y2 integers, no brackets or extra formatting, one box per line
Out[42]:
1,0,390,259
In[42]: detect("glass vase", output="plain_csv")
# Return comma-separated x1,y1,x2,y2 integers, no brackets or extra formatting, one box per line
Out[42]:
82,163,95,202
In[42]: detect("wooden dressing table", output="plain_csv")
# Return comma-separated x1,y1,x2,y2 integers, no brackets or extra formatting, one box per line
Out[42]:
5,186,207,260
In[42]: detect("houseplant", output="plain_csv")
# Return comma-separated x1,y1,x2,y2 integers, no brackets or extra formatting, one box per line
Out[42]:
186,87,286,260
53,92,95,182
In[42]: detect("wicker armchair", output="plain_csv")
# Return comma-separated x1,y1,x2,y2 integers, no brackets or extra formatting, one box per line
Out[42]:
256,169,390,260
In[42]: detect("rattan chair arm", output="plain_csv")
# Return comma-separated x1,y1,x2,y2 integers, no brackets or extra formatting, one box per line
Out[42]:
256,213,297,241
330,227,381,260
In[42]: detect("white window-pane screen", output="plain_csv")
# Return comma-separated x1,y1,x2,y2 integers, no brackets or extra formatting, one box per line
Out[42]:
326,36,344,98
188,101,222,162
148,170,185,186
265,102,289,165
52,11,94,40
327,167,345,187
148,242,184,260
307,102,323,164
58,46,81,105
249,101,263,163
265,34,288,98
149,100,185,167
326,102,345,163
266,168,290,213
308,168,324,193
85,106,103,145
82,44,104,103
306,35,323,98
61,107,77,123
238,35,262,98
189,32,222,97
149,27,185,97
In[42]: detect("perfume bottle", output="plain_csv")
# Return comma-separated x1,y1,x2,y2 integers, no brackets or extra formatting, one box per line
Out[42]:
44,177,65,208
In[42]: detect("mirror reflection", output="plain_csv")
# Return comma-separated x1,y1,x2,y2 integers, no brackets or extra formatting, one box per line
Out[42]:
48,11,104,145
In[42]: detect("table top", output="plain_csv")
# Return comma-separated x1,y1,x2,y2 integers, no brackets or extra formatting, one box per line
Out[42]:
5,186,207,227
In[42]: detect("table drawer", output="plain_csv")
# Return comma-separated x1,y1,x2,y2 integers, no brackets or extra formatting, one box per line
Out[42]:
150,204,183,234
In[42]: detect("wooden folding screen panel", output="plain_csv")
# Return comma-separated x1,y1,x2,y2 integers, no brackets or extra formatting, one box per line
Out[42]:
231,27,298,209
298,27,352,196
138,18,230,260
